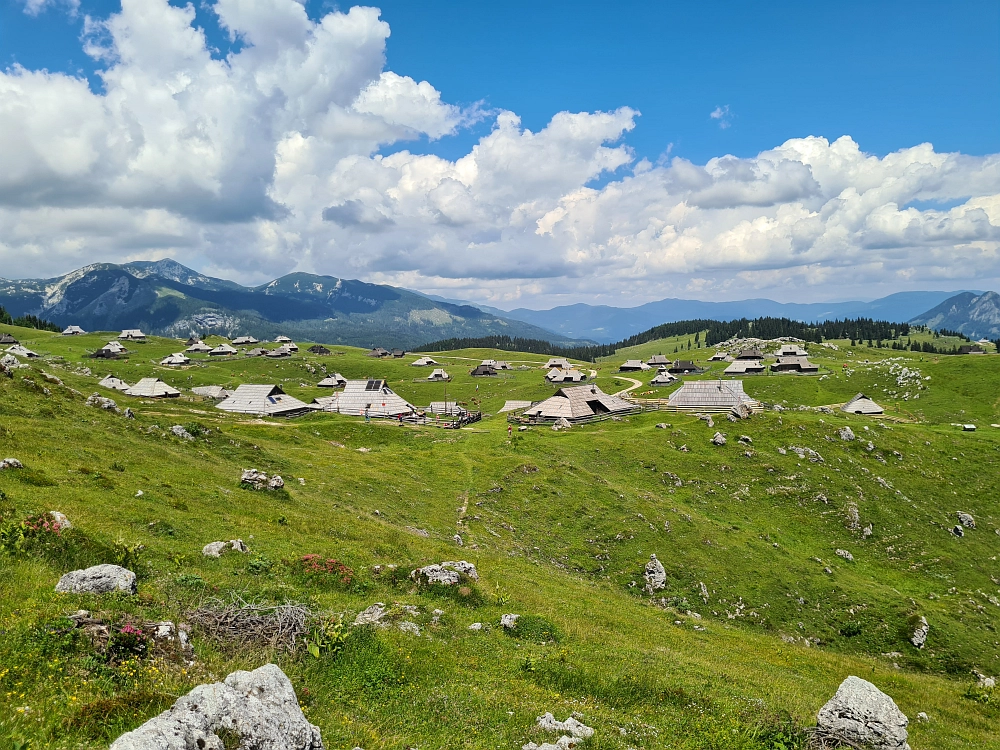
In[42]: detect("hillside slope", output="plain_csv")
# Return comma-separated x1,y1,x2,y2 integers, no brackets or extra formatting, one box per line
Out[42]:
0,325,998,747
910,291,1000,340
0,261,583,349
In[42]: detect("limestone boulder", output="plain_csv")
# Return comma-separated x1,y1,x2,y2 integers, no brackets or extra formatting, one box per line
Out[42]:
816,676,909,750
56,564,137,595
110,663,323,750
410,560,478,585
643,554,666,593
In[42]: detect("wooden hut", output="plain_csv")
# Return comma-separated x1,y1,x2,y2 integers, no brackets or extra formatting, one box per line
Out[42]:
191,385,232,399
666,380,761,413
232,336,259,346
216,384,314,416
317,373,348,388
209,344,238,356
650,369,678,386
307,345,331,355
99,375,131,391
411,356,439,366
770,356,819,374
470,364,497,377
841,393,884,415
619,359,650,372
667,360,703,374
646,354,670,366
776,344,808,356
6,344,39,358
119,329,146,341
160,352,190,366
61,325,87,335
724,360,765,375
312,380,415,418
125,378,180,398
545,357,572,370
545,368,586,383
735,349,763,360
524,384,635,422
186,341,212,353
427,368,451,381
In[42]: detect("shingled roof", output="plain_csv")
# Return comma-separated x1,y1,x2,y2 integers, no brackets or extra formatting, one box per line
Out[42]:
666,380,760,412
312,379,415,418
524,384,635,421
125,378,180,398
216,384,314,416
842,393,884,415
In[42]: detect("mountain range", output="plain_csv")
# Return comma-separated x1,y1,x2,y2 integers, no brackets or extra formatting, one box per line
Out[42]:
909,291,1000,340
1,259,994,346
421,290,977,343
0,260,586,349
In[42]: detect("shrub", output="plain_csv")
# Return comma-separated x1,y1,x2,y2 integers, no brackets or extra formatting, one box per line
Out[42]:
295,554,355,586
503,614,560,642
246,553,274,576
106,623,150,661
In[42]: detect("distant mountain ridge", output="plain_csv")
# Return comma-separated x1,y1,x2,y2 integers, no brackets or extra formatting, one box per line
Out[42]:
0,261,587,349
909,291,1000,340
415,290,974,344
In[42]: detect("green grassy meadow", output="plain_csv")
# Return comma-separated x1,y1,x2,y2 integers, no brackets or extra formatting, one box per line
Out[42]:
1,326,999,748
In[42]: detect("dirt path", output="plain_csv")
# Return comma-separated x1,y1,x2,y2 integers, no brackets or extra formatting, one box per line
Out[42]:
612,376,642,396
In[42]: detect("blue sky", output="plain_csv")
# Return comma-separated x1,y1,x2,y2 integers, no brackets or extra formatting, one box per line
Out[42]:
4,0,997,165
1,0,999,305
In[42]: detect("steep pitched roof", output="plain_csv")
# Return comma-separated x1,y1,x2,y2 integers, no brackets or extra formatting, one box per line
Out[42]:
209,344,238,355
99,375,131,391
411,356,439,366
650,370,678,385
312,379,415,417
842,393,884,415
125,378,180,398
524,384,634,421
724,360,765,375
160,352,190,365
186,342,212,352
191,385,232,399
317,373,347,387
62,325,86,335
667,380,758,411
216,384,314,416
619,360,650,371
427,369,451,381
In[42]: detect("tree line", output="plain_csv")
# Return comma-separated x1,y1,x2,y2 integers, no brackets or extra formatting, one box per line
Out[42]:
0,306,61,333
417,316,983,362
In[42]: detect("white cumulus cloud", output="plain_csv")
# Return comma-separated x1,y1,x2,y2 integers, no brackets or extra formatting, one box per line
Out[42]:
0,1,999,307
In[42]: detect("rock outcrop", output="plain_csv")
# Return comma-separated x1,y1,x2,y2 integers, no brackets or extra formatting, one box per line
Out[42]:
86,393,121,413
55,564,137,595
202,539,250,557
410,561,478,585
957,511,976,529
839,426,856,441
910,616,929,648
643,554,666,593
816,676,909,749
110,664,323,750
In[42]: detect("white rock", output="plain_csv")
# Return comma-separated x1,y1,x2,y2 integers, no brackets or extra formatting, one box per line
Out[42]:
816,676,910,749
536,712,594,739
230,539,249,553
410,560,478,585
643,554,666,593
110,663,323,750
48,511,71,530
268,475,285,490
397,621,421,635
353,603,388,627
835,549,854,562
86,394,121,413
956,511,976,529
170,425,195,441
202,541,228,558
501,613,520,630
0,458,23,469
710,432,726,446
468,622,483,631
55,564,136,595
839,426,856,441
911,616,929,649
916,712,928,723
